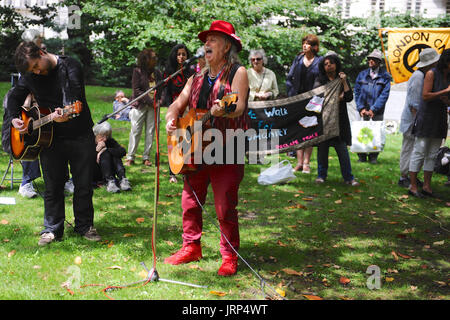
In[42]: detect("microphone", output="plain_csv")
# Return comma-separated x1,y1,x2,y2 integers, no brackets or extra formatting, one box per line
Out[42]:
184,51,205,66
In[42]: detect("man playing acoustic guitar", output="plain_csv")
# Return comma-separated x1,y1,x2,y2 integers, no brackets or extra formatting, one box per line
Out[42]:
7,41,101,246
164,20,249,276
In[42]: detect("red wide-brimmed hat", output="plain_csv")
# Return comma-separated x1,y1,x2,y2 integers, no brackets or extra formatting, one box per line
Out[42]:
198,20,242,52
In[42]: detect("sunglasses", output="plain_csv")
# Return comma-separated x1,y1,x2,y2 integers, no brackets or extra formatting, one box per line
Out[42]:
251,57,262,62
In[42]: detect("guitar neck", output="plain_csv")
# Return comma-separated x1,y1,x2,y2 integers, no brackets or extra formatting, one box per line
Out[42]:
32,112,55,131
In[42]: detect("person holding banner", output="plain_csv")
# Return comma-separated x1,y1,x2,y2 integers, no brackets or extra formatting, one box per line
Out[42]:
164,20,249,276
354,49,391,164
398,48,439,188
408,49,450,198
313,52,359,186
286,34,322,173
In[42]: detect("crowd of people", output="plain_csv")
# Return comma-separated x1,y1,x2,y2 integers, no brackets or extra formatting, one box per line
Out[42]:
2,24,449,278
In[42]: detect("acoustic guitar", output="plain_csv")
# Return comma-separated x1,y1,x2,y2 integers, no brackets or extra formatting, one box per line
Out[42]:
10,101,82,161
167,93,237,175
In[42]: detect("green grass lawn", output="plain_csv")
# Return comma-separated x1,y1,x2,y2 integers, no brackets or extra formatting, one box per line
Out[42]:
0,81,448,300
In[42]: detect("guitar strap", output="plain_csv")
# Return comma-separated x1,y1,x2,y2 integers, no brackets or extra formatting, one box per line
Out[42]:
22,93,33,111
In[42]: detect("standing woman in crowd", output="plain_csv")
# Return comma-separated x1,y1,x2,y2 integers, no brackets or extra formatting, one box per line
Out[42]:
125,48,162,167
286,34,322,173
313,52,359,186
247,49,278,101
408,49,450,198
163,43,196,183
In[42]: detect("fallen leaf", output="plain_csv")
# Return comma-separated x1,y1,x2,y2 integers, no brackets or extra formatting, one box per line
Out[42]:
107,241,114,248
397,252,412,259
7,250,16,258
387,268,398,274
282,268,303,277
107,266,122,270
339,276,351,285
123,233,136,238
138,270,148,279
433,240,444,246
303,294,323,300
136,217,145,224
275,288,286,297
302,197,314,201
410,285,418,291
334,199,343,204
0,219,9,225
210,290,227,297
433,281,447,287
391,251,399,261
385,277,395,282
277,240,288,247
74,256,82,265
189,264,204,271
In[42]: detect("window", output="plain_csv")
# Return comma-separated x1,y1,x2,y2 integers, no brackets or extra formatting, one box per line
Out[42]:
337,0,343,16
344,0,351,18
371,0,377,14
415,0,421,14
446,0,450,14
406,0,412,11
379,0,385,11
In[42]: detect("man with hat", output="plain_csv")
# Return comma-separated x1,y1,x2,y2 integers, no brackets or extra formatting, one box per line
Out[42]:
354,49,392,164
398,48,440,188
164,20,249,276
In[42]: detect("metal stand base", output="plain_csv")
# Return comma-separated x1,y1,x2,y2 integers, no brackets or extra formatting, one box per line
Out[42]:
1,158,22,190
140,262,208,289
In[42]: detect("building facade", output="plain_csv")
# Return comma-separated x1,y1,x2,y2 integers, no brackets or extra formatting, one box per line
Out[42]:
328,0,449,18
1,0,69,39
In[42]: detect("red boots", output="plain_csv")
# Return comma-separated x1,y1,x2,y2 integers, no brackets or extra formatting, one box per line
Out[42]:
218,255,238,276
164,243,238,276
164,243,202,265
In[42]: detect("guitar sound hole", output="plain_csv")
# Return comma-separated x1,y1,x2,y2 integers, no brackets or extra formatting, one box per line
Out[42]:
185,126,192,143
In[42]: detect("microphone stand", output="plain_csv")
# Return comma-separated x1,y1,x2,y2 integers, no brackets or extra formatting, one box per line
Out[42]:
97,54,204,125
100,55,208,290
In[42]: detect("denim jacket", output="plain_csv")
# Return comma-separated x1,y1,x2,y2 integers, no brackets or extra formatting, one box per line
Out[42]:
354,68,391,115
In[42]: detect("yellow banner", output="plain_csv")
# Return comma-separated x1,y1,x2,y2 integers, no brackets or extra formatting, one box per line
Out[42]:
383,28,450,83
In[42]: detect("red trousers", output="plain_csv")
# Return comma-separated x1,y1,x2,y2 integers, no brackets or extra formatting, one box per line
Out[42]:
181,164,244,257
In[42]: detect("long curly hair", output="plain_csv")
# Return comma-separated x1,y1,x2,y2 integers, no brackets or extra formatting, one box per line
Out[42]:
137,48,156,74
165,43,191,75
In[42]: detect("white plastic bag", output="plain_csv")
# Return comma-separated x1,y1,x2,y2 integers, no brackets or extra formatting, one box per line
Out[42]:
350,120,386,153
305,95,324,113
257,160,296,185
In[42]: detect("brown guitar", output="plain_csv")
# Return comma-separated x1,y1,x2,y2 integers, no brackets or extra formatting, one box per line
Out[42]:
10,101,82,161
167,93,238,175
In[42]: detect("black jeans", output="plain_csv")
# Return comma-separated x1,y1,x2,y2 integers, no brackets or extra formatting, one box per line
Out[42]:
39,134,96,238
95,150,126,181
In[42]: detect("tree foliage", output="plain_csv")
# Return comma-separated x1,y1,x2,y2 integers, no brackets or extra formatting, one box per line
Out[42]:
1,0,449,89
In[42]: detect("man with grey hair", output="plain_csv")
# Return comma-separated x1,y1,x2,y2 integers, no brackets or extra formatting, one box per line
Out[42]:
247,49,278,101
